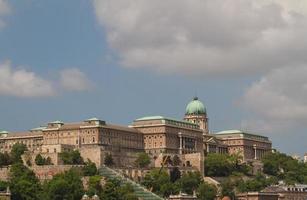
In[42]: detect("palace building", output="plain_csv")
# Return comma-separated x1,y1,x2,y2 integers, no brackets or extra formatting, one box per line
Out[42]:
0,97,272,172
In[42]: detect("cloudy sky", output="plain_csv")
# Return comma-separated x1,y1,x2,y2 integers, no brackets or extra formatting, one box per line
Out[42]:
1,0,307,155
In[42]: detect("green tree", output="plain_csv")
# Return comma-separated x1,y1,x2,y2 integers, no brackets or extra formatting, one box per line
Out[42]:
197,182,217,200
35,154,45,165
117,183,138,200
220,176,240,200
88,178,138,200
0,181,8,191
44,168,84,200
100,179,121,200
10,143,27,163
48,179,70,200
0,152,11,167
177,171,202,195
104,153,114,166
59,150,84,165
82,160,97,176
142,169,177,197
87,175,102,196
205,153,250,177
170,167,181,183
9,163,41,200
262,152,307,184
35,154,52,166
135,152,151,168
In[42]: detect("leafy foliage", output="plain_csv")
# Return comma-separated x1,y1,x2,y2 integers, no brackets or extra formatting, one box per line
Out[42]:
82,160,98,176
0,181,8,191
142,169,205,197
44,168,84,200
205,153,251,177
262,152,307,184
11,143,28,163
135,152,151,168
142,169,178,197
35,154,52,165
9,163,42,200
237,173,278,193
177,171,203,195
197,182,217,200
0,152,11,167
170,167,181,183
99,179,138,200
59,150,84,165
87,175,102,196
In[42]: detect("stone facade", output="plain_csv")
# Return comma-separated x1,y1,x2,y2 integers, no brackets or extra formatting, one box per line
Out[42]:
0,97,273,174
32,165,83,180
0,168,9,181
0,131,43,153
236,192,279,200
43,119,144,154
168,193,198,200
132,116,203,155
215,130,272,162
262,184,307,200
0,189,11,200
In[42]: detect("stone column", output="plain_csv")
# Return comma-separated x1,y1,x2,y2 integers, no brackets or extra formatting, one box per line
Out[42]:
179,132,183,154
253,144,257,160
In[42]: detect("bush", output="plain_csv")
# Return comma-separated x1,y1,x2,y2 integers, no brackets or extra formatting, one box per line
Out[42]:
135,153,151,168
10,143,27,163
0,152,12,167
197,182,217,200
205,153,250,177
59,150,84,165
82,160,97,176
9,163,41,200
35,154,52,166
177,171,203,195
44,168,84,200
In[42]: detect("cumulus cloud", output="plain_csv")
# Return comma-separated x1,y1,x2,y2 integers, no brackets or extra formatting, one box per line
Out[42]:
0,61,55,97
93,0,307,77
241,66,307,132
0,61,92,98
0,0,10,29
60,68,91,92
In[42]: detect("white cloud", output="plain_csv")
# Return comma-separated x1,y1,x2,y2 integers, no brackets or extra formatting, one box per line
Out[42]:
0,0,10,29
0,61,55,97
60,68,91,92
0,61,92,98
241,66,307,132
93,0,307,77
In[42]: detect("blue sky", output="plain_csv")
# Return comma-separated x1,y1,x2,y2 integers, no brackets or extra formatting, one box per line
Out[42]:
1,0,307,156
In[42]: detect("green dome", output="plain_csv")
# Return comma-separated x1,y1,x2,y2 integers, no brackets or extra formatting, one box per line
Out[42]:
185,97,206,115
